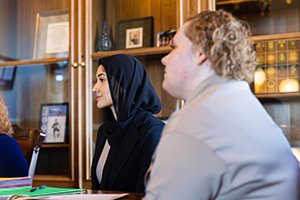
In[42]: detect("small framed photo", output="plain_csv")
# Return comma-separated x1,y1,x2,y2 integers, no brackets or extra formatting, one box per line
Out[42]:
156,29,177,47
39,103,69,143
118,17,153,49
126,27,143,49
33,10,69,59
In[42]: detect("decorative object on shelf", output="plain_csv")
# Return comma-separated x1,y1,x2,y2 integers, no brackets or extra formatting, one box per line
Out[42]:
156,29,176,47
97,20,112,51
33,10,69,59
254,67,266,93
278,52,286,64
289,65,299,77
266,79,276,93
254,37,300,94
288,51,298,63
118,16,153,49
267,41,275,52
258,0,273,16
277,65,287,78
279,78,299,92
256,54,265,65
39,103,69,143
266,66,276,78
277,41,287,51
255,43,265,52
267,53,276,65
289,40,298,49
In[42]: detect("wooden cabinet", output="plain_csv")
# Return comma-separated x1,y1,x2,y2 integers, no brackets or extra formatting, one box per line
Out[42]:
216,1,300,152
0,0,212,188
0,0,79,188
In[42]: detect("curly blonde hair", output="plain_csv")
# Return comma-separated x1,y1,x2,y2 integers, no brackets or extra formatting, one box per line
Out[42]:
0,96,13,135
185,10,256,83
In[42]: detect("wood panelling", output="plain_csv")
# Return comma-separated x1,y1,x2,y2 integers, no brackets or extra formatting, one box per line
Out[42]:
141,55,177,118
180,0,211,24
0,0,17,59
103,0,178,50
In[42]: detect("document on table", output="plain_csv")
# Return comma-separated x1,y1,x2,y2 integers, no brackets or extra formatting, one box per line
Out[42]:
7,193,129,200
46,193,129,200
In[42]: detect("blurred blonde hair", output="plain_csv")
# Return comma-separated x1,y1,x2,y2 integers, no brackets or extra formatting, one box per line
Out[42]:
0,96,13,135
185,10,256,83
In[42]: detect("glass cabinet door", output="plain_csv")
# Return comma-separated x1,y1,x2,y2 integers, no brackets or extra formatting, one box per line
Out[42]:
0,0,79,188
215,0,300,161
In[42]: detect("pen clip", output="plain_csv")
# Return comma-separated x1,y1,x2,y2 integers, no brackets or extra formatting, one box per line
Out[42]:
30,185,46,192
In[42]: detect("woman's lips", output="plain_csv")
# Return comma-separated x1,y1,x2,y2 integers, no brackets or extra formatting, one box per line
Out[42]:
95,96,102,102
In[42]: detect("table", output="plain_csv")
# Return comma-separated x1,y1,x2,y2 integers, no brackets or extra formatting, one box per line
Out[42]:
0,190,143,200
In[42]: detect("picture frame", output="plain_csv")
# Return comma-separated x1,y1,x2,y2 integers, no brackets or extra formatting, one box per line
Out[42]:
118,16,153,49
0,66,16,90
33,10,69,59
156,29,177,47
39,103,69,143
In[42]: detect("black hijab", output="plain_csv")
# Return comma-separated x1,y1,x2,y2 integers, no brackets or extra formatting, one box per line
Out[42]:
99,54,162,122
97,54,162,191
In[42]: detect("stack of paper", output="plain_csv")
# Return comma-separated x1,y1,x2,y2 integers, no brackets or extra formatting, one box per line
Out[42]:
0,177,32,188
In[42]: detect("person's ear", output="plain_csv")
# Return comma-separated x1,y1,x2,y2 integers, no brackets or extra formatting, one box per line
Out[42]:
196,52,207,65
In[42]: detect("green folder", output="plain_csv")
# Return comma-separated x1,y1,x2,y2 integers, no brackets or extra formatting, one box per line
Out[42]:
0,186,84,197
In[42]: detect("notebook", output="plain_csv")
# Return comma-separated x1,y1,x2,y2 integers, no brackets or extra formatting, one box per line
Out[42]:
0,186,84,197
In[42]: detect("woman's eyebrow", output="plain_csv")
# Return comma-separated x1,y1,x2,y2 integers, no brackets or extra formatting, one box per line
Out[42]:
97,73,106,78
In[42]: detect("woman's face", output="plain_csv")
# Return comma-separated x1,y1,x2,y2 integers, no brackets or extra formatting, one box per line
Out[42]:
92,65,113,109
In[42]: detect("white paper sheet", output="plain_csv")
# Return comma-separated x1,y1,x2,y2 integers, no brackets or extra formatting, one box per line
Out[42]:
46,193,129,200
46,21,69,54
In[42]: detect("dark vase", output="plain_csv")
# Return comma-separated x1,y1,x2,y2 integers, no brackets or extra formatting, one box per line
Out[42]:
97,20,112,51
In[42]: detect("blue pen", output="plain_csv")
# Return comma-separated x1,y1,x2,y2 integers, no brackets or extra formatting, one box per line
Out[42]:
30,185,46,192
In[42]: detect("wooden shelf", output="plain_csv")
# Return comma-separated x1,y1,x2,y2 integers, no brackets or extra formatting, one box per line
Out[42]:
255,92,300,99
42,143,70,148
216,0,257,6
0,57,69,67
251,32,300,42
91,46,171,60
34,175,72,182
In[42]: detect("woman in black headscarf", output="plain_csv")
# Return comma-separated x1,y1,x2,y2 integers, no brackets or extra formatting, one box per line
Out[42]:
91,54,165,194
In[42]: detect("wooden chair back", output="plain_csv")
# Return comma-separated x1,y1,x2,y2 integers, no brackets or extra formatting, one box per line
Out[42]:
11,125,46,178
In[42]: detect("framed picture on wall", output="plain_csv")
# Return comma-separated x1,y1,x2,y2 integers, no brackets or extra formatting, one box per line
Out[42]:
39,103,69,143
156,29,177,47
33,10,69,59
118,16,153,49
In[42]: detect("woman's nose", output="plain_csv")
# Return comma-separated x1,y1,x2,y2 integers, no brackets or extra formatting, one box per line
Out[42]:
92,84,97,93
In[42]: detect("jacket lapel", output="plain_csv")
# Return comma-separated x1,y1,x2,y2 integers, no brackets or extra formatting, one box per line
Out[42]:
107,121,143,188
